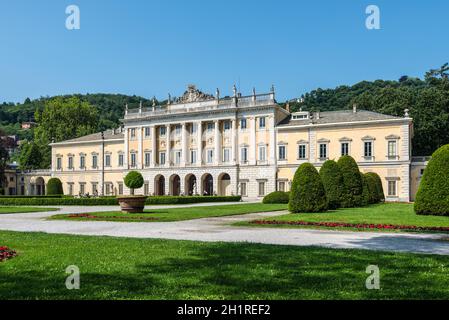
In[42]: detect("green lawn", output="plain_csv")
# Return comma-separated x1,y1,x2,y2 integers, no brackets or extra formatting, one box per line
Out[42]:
49,203,287,222
2,230,449,299
0,207,58,214
237,203,449,233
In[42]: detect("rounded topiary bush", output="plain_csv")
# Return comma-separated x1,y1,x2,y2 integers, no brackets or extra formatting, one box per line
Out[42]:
124,171,144,195
289,163,327,213
319,160,344,209
263,191,290,204
46,178,63,195
415,144,449,215
364,172,384,203
337,155,363,208
360,173,370,206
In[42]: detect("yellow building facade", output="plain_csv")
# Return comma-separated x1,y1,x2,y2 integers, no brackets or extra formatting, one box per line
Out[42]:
18,85,426,201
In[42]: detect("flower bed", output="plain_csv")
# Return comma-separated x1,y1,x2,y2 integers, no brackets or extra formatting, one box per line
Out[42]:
0,246,17,262
67,213,158,221
250,220,449,233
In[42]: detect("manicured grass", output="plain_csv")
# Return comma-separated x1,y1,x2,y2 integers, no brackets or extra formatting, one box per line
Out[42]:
1,230,449,299
0,207,58,214
49,203,287,222
237,203,449,233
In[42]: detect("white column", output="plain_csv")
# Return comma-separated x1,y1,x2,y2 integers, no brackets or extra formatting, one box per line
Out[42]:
150,125,157,168
166,125,171,168
214,119,220,165
269,115,276,165
137,126,143,169
231,118,237,164
124,127,129,169
250,117,257,165
181,122,187,167
196,121,202,166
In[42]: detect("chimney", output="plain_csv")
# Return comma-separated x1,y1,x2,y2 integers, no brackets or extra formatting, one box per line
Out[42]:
353,104,357,113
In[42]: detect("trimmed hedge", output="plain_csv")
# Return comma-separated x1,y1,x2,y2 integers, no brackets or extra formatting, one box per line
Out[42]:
415,144,449,215
124,171,144,194
360,173,370,206
364,172,384,204
289,163,327,213
262,191,290,204
0,195,242,206
319,160,344,209
337,156,363,208
47,178,63,195
0,195,63,199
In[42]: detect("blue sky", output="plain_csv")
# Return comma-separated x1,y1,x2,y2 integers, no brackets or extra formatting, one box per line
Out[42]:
0,0,448,103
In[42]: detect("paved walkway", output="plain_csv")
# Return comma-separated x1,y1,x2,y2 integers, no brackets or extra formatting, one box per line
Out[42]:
1,203,449,255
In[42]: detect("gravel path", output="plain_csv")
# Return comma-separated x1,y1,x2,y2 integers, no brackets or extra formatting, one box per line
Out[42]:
1,203,449,255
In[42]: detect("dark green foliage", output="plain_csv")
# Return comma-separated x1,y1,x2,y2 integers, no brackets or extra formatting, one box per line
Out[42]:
124,171,144,194
415,144,449,215
364,173,379,203
0,195,241,206
372,173,385,203
360,173,370,206
337,156,363,208
289,163,327,213
46,178,63,195
319,160,344,209
263,191,290,204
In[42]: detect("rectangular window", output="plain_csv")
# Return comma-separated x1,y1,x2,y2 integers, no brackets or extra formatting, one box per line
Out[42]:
190,150,197,164
388,180,397,196
118,154,124,167
259,117,266,129
298,145,306,159
92,155,98,168
175,125,181,136
144,127,151,138
160,126,166,136
105,154,111,167
159,152,166,165
341,143,349,156
258,181,266,197
189,124,197,134
259,145,266,161
105,183,112,196
240,118,247,129
130,153,136,167
79,183,85,195
144,182,149,196
278,181,286,192
240,182,247,197
118,182,124,195
130,128,136,139
68,183,74,196
223,148,230,163
224,121,231,131
207,123,214,132
364,141,373,158
388,141,397,158
278,145,286,160
175,151,182,164
207,149,214,163
68,156,73,169
57,157,62,170
241,147,248,163
80,155,85,169
91,183,98,195
319,144,327,160
144,152,151,167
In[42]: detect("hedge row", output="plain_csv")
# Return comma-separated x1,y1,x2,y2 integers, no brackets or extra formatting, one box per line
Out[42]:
262,191,290,204
0,195,64,199
0,195,242,206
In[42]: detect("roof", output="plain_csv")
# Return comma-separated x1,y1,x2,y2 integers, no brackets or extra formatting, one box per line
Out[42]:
278,110,406,127
53,129,124,144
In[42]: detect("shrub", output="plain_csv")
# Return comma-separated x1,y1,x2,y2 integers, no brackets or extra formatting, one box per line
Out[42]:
46,178,63,195
263,191,290,204
124,171,144,195
337,156,363,208
360,173,370,206
319,160,344,209
289,163,327,213
364,172,384,203
415,144,449,215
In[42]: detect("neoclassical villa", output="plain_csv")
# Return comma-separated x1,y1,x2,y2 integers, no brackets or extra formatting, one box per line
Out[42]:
7,85,429,201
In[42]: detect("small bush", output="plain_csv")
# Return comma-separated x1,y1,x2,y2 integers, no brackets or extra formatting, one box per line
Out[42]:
337,156,363,208
289,163,327,213
364,172,382,204
263,191,290,204
47,178,63,195
124,171,144,195
415,144,449,215
319,160,344,209
360,173,370,206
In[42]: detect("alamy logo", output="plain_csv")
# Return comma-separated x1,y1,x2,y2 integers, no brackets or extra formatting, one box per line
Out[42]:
65,265,80,290
365,265,380,290
365,5,381,30
66,5,80,30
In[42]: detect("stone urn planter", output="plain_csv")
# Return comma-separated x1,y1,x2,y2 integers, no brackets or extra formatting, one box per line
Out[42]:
117,196,147,213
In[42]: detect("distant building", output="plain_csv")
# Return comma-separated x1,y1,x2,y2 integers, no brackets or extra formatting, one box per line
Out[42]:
21,122,36,130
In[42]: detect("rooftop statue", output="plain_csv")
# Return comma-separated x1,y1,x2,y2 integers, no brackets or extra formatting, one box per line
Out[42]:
176,85,214,104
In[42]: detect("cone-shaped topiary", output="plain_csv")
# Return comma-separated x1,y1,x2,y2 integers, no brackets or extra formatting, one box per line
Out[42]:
319,160,344,209
124,171,144,195
289,163,328,213
47,178,63,195
263,191,290,204
372,172,385,203
337,155,363,208
360,173,371,206
415,144,449,215
364,173,379,203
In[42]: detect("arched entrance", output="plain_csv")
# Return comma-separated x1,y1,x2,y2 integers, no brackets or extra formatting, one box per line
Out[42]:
170,174,181,196
154,175,165,196
218,173,231,196
185,174,197,196
201,173,213,196
36,177,45,195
